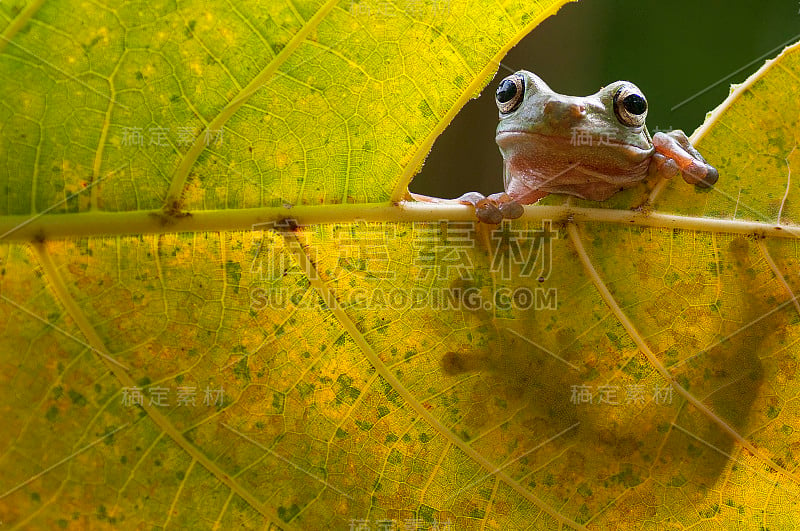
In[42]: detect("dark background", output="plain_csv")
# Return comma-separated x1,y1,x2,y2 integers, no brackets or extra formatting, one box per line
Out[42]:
411,0,800,197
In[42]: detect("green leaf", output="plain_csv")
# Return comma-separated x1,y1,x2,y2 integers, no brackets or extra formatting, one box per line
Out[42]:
2,0,800,529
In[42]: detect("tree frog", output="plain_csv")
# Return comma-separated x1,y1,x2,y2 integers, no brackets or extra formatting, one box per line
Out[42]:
413,71,718,223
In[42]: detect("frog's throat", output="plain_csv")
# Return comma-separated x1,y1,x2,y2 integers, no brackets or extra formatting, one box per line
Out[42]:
496,130,654,202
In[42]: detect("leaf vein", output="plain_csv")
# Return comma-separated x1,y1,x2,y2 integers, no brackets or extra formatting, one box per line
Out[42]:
30,242,283,525
163,0,341,210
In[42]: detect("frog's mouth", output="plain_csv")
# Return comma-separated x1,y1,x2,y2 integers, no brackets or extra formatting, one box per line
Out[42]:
495,130,654,163
496,130,651,151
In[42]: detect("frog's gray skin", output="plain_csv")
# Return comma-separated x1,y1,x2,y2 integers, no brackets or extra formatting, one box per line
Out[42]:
413,71,718,224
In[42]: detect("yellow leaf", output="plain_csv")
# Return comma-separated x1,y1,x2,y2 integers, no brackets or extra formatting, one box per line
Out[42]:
2,0,799,529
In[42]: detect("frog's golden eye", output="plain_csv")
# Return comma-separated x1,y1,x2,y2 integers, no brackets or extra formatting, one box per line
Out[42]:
613,85,647,127
496,74,524,113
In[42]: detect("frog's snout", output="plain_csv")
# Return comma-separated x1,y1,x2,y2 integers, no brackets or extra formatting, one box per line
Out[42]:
543,99,586,126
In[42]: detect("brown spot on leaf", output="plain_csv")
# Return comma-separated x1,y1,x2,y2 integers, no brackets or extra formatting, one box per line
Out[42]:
440,351,469,375
613,435,639,459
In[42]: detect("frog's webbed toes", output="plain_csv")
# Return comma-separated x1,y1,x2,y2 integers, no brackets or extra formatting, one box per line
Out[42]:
455,192,500,224
455,192,523,224
487,192,524,219
652,130,719,189
474,198,504,224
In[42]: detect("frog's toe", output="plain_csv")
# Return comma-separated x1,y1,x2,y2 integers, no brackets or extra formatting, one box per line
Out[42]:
454,191,521,223
695,165,719,188
707,166,719,186
653,131,719,189
648,152,680,179
499,201,524,219
475,199,503,224
682,161,719,188
485,192,524,220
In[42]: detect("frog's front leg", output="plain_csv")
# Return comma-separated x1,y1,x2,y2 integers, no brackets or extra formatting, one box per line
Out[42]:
650,130,719,187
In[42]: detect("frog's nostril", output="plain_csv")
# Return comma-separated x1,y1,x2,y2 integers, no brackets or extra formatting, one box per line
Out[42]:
568,104,586,118
544,100,586,124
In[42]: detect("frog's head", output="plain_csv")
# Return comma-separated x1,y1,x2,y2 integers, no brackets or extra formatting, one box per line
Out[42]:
493,71,657,202
494,70,652,150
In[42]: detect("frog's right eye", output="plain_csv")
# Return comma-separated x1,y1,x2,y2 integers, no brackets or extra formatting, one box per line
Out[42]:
496,74,524,113
613,84,647,127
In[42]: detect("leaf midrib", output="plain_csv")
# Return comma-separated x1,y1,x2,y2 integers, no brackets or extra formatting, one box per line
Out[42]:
1,203,798,242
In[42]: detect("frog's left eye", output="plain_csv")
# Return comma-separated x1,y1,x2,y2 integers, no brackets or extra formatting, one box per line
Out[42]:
496,74,525,113
613,85,647,127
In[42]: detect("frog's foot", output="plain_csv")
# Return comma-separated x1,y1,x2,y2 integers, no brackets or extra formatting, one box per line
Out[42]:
650,130,719,187
455,191,525,224
408,191,524,223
